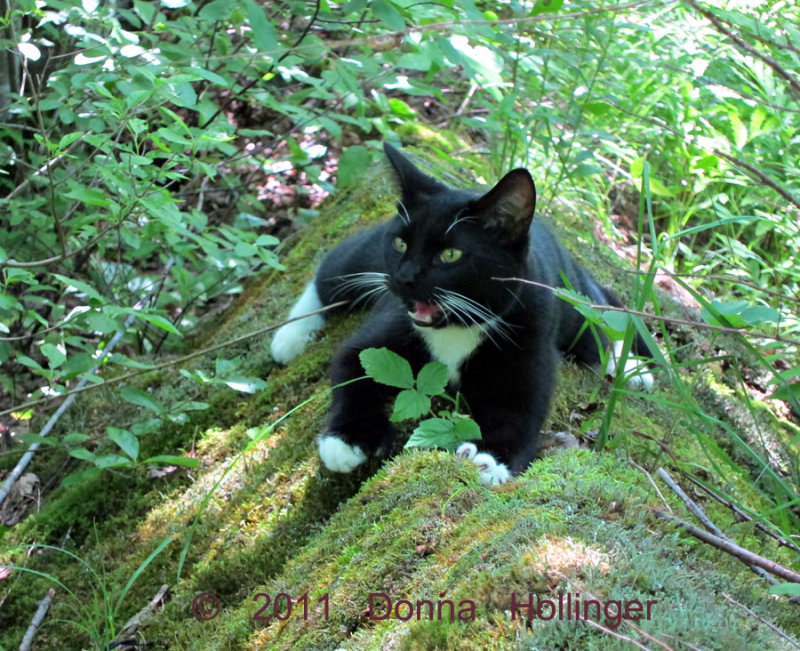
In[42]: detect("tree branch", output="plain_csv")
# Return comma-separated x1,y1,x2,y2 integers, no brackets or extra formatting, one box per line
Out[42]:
685,0,800,100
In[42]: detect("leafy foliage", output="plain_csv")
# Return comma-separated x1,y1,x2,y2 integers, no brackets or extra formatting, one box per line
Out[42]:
359,347,480,450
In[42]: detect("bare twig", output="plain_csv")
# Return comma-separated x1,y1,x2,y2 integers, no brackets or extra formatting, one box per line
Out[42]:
5,135,88,201
1,269,190,505
656,468,800,601
199,0,323,130
112,584,170,645
629,461,672,512
685,0,800,100
651,509,800,585
19,588,56,651
551,570,676,651
681,474,800,555
580,617,658,651
0,223,115,271
720,592,800,649
657,467,721,534
493,276,800,348
713,148,800,214
0,300,348,421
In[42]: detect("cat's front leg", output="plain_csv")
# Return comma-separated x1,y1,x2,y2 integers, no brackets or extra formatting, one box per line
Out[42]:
319,313,421,474
455,442,512,485
455,341,557,485
271,281,326,364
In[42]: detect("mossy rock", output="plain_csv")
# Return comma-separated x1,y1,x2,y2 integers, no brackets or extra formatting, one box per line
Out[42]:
0,144,797,650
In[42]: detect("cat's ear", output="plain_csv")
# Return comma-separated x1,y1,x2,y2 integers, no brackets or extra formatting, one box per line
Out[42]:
470,169,536,243
384,142,447,202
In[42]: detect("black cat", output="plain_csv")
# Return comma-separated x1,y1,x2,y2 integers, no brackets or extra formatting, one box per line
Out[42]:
271,143,653,484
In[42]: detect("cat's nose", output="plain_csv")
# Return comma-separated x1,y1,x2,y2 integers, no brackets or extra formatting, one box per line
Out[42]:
395,264,417,291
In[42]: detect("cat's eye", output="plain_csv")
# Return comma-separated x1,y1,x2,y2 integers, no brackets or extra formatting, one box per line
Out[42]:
393,237,408,253
439,248,463,263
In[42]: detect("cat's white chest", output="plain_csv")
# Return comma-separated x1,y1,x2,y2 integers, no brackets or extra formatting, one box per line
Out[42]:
416,324,486,384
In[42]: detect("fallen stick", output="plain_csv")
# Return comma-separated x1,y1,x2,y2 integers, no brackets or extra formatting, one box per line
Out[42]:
658,468,800,605
19,588,56,651
111,583,171,647
651,509,800,585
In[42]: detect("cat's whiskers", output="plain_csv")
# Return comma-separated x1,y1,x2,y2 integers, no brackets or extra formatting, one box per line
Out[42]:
444,213,476,237
439,296,501,348
396,200,411,225
329,272,390,308
433,289,518,349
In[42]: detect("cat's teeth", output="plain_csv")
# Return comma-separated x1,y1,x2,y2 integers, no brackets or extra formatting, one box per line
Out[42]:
408,311,433,324
409,301,441,325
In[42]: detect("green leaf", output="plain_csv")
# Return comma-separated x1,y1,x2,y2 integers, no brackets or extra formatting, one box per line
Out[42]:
741,305,779,326
63,432,91,444
69,447,97,461
58,132,84,149
768,583,800,597
40,343,66,369
602,311,630,337
87,310,120,334
416,361,449,396
406,416,481,450
396,50,432,71
372,0,405,30
387,98,416,117
14,434,58,447
728,109,748,149
647,176,676,198
451,417,481,442
63,184,111,207
52,273,104,302
246,0,279,53
391,389,431,421
108,427,139,460
223,376,268,393
531,0,564,16
772,382,800,403
143,455,200,468
337,145,373,189
95,454,133,468
199,0,233,20
130,311,181,335
405,418,454,449
360,347,414,389
121,386,163,414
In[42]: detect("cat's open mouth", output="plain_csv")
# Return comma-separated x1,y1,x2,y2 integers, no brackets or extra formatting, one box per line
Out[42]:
408,301,445,327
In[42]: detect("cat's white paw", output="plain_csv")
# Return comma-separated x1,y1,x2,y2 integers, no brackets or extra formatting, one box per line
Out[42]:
456,443,511,485
606,340,654,392
318,434,367,473
271,282,325,364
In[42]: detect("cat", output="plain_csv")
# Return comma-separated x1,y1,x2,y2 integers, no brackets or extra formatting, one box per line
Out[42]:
270,143,654,485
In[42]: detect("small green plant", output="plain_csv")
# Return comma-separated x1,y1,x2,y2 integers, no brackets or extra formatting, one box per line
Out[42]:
3,535,173,648
359,347,481,450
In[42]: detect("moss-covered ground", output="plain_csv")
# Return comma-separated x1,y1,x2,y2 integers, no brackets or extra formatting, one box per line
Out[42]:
1,142,798,650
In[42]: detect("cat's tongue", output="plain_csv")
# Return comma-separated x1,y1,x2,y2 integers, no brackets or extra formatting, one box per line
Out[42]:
409,302,442,326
